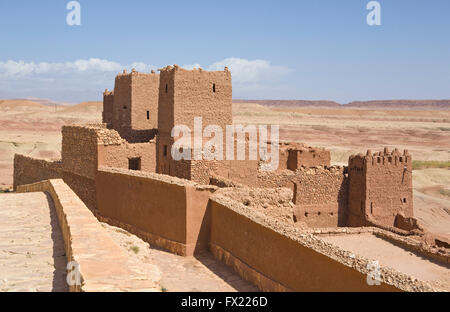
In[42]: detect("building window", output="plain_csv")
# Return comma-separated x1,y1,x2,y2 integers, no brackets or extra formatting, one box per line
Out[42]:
123,106,127,110
213,83,216,92
128,157,141,171
403,198,407,203
147,111,150,120
163,145,168,157
165,84,168,93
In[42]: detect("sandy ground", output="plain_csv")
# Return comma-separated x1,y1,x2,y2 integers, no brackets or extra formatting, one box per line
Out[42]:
102,222,257,292
0,192,67,292
0,100,448,235
320,233,450,290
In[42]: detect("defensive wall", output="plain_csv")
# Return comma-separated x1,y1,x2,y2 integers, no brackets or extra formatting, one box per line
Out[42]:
13,154,62,190
95,167,215,256
292,166,348,228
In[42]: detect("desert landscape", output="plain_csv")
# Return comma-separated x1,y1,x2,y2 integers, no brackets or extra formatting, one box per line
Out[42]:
1,98,449,237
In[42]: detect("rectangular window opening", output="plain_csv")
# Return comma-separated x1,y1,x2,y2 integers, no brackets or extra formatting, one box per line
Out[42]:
146,110,150,120
128,157,141,171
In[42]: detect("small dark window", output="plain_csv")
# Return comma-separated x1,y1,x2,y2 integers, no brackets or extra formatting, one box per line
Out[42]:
128,157,141,171
403,198,407,203
213,83,216,92
146,111,150,120
304,212,308,217
163,145,168,157
123,106,127,110
165,84,168,93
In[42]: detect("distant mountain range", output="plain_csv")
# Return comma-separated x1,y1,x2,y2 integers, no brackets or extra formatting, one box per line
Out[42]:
12,97,72,107
2,97,450,110
234,99,450,110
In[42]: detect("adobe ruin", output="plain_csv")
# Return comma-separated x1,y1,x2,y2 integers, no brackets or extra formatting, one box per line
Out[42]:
12,66,449,292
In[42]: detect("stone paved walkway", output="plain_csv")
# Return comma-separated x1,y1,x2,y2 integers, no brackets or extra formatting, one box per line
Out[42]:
0,192,67,292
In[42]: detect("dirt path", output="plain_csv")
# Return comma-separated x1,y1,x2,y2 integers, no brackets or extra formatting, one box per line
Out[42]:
0,192,67,292
102,223,258,292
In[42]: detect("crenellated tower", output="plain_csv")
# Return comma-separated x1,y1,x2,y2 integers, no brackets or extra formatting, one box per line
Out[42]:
347,148,413,227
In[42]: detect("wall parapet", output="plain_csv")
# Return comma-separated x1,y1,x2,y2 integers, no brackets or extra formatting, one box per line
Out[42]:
17,179,160,292
96,167,216,256
208,194,440,292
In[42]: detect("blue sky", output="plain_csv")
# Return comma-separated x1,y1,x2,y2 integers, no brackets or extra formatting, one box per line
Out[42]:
0,0,448,103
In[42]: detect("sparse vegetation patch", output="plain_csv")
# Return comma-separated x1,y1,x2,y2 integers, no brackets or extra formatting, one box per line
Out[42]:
412,160,450,170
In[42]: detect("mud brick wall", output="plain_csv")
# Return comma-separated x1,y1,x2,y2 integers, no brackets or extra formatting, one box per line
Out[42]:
62,171,97,212
288,147,331,170
209,196,398,291
114,127,157,143
98,140,157,173
292,166,348,227
348,154,366,226
102,90,114,126
61,125,118,211
130,71,159,130
13,154,62,190
188,159,259,185
62,125,100,180
255,170,296,189
105,70,160,131
166,65,232,132
157,66,232,179
112,72,132,129
348,149,413,227
96,167,215,256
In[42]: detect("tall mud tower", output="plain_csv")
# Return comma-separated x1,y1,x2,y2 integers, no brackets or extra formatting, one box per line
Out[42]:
347,148,413,227
103,69,160,133
156,65,232,180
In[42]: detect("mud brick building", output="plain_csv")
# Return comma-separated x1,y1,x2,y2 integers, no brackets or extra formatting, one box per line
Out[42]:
13,65,444,292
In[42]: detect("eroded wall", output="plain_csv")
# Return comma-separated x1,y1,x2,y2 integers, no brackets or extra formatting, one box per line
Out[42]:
288,147,331,170
13,154,62,190
292,166,348,227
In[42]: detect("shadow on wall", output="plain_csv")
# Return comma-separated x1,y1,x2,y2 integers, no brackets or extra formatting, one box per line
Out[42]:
45,192,69,292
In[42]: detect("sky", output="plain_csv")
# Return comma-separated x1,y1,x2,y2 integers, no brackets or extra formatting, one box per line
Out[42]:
0,0,448,103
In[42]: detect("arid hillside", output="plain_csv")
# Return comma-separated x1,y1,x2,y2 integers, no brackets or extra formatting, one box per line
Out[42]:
234,99,450,110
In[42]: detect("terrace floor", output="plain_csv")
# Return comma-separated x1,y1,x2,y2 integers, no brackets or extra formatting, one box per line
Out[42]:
0,192,67,292
320,232,450,290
